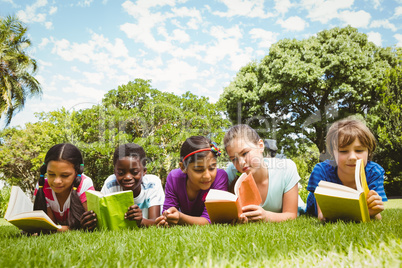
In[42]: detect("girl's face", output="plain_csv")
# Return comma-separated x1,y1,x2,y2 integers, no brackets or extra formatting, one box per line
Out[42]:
47,160,77,195
114,157,145,193
226,137,264,175
333,138,369,178
182,152,217,192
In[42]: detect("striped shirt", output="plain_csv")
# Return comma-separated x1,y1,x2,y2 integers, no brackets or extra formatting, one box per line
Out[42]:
34,174,95,225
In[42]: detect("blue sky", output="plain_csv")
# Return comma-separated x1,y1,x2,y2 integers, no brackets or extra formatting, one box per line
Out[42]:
1,0,401,128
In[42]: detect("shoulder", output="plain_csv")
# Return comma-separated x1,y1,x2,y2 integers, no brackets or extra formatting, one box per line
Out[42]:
313,160,335,174
78,174,95,192
167,168,186,181
142,174,163,188
365,161,385,176
103,174,120,189
216,168,228,178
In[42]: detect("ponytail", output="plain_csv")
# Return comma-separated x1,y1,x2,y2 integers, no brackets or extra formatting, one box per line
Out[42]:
68,163,85,229
35,144,87,229
33,163,48,213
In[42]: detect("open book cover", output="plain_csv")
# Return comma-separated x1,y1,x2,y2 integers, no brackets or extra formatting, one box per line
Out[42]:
5,186,61,232
314,159,370,222
86,190,138,230
205,172,262,223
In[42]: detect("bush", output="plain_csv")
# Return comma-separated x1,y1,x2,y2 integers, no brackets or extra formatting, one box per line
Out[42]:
0,186,11,218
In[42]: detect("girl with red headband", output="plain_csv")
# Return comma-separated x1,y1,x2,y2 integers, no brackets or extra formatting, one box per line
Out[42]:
155,136,228,226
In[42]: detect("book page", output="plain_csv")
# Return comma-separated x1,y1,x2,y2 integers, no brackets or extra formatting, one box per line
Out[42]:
86,190,104,198
315,184,359,200
317,181,359,195
356,159,370,197
205,189,237,202
4,186,33,220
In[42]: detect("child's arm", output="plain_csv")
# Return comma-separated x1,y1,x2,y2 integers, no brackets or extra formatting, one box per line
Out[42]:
139,205,161,227
156,207,209,226
240,184,299,222
367,190,384,219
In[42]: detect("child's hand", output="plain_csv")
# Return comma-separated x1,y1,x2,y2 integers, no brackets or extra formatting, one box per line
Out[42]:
162,207,180,225
241,205,267,222
155,215,169,227
80,210,97,231
367,190,384,219
317,212,326,222
125,205,143,226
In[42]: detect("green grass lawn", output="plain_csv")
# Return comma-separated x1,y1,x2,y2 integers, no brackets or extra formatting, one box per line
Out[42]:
1,200,401,267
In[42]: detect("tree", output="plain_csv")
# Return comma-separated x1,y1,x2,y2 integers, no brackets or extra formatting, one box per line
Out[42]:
0,15,41,125
0,110,68,194
220,26,398,158
367,48,402,194
72,79,230,189
0,79,230,193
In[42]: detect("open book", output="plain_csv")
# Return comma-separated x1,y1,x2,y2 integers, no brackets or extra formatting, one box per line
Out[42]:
314,159,370,222
205,172,262,223
86,190,138,230
4,186,61,232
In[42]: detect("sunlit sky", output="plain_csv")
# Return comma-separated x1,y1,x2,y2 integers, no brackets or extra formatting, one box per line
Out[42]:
1,0,401,128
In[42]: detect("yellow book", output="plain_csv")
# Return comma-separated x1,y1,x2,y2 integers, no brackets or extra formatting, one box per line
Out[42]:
4,186,61,232
205,172,262,223
314,159,370,222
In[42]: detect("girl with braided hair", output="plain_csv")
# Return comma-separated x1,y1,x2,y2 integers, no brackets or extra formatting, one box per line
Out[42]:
155,136,228,226
34,143,94,231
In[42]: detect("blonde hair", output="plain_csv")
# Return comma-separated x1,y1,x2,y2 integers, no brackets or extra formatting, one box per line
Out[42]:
326,118,376,160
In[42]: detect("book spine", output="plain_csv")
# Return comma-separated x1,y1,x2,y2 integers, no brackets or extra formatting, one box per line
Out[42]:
359,193,370,222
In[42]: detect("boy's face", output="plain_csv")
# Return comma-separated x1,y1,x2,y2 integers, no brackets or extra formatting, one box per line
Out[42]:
114,157,146,194
333,138,368,180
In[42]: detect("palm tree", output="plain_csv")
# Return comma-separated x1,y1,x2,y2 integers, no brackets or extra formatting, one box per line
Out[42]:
0,15,41,125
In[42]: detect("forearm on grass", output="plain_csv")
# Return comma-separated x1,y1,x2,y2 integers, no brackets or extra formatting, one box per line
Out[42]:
177,212,210,225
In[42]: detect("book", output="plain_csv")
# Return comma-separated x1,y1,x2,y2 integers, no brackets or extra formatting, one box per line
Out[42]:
86,190,138,230
314,159,370,222
4,186,62,232
205,172,262,223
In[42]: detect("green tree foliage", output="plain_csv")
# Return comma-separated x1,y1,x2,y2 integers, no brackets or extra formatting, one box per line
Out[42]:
0,15,41,125
367,48,402,193
0,79,230,193
220,26,398,158
0,110,67,194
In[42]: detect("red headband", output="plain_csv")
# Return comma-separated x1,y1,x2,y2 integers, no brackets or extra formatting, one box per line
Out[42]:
182,148,211,161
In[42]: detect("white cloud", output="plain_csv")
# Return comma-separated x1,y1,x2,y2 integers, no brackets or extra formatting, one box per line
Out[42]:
274,0,292,15
44,21,52,29
394,6,402,17
212,0,274,18
277,16,308,32
249,28,279,48
370,19,397,32
63,80,105,100
372,0,382,9
38,37,50,49
302,0,354,24
339,10,371,28
395,34,402,47
82,72,104,85
204,25,243,67
16,0,49,24
49,6,57,15
77,0,94,7
367,31,382,46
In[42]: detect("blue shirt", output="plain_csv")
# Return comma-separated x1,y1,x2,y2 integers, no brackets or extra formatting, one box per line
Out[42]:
306,160,388,216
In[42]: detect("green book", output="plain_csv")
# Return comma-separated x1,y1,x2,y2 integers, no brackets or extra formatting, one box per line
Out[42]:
86,190,138,230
